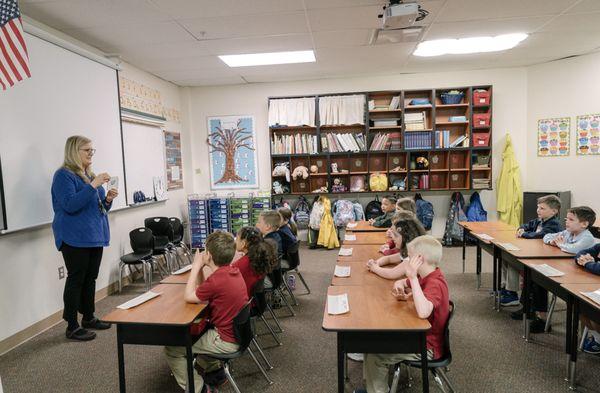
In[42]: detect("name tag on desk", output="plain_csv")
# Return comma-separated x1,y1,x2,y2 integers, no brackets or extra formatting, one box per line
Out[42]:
334,265,351,277
344,234,357,241
498,242,520,251
328,293,350,315
338,247,353,256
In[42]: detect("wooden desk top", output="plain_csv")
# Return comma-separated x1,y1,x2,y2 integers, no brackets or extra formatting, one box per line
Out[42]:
101,284,206,325
343,231,387,245
332,261,395,288
561,283,600,309
520,258,600,285
322,285,431,332
346,220,388,232
459,221,517,232
490,231,571,259
337,244,382,263
160,271,191,284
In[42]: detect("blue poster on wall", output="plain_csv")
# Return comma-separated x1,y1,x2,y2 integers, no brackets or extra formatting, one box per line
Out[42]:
207,115,259,189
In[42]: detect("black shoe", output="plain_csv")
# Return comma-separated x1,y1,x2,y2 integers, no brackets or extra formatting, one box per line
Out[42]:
205,367,227,387
510,308,524,320
529,317,551,334
82,317,111,330
66,327,96,341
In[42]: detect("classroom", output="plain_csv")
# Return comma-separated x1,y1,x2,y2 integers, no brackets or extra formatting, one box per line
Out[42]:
1,1,600,392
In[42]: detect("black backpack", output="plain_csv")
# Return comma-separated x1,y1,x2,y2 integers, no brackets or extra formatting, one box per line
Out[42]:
365,196,383,220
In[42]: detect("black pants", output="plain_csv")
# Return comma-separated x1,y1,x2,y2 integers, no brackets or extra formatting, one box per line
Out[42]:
521,283,549,313
60,243,103,325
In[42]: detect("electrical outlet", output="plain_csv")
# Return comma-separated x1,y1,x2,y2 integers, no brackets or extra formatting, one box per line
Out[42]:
58,266,65,280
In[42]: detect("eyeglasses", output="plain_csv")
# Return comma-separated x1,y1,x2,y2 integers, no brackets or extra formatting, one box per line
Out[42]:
80,148,96,155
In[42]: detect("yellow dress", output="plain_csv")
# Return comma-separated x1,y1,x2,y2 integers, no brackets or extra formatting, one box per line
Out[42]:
317,196,340,249
496,134,522,226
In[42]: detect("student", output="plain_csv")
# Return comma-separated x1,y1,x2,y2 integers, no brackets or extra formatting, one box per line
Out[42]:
164,232,248,393
575,243,600,354
368,196,397,228
277,207,298,256
256,210,284,260
396,197,417,214
500,195,562,308
543,206,596,253
379,211,424,256
357,235,450,393
233,226,278,296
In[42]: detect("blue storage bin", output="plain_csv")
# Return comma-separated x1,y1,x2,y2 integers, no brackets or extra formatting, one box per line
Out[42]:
409,98,430,106
440,92,464,105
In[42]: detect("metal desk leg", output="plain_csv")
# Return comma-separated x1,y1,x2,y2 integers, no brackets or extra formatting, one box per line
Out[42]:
462,229,467,273
568,301,579,391
476,242,482,290
493,246,501,311
117,325,126,393
337,334,344,393
523,267,531,342
565,296,573,383
421,333,429,393
186,338,195,393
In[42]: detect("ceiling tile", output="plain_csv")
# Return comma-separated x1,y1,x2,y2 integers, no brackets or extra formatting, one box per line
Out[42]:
423,16,553,40
303,0,386,9
565,0,600,13
178,12,308,40
201,34,313,55
499,30,600,59
149,0,303,19
312,29,372,47
173,76,247,87
307,5,383,31
131,55,226,73
153,67,239,82
436,0,578,22
540,11,600,33
113,41,212,62
404,51,502,72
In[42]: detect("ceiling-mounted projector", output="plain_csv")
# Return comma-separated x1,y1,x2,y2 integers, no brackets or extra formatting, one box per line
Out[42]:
379,1,429,29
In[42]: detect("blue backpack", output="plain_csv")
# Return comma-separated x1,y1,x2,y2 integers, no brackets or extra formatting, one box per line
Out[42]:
333,199,356,227
415,193,434,230
294,196,311,230
466,192,488,222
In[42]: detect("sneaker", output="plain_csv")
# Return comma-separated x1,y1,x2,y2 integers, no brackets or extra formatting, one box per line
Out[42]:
583,336,600,354
510,308,524,320
204,367,227,387
347,353,364,362
529,317,551,334
65,327,96,341
82,317,111,330
500,291,520,307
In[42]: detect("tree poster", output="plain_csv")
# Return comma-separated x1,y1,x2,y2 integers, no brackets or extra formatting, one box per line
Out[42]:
207,115,258,189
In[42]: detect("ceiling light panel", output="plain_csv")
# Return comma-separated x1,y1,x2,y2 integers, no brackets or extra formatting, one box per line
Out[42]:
414,33,528,57
219,50,316,67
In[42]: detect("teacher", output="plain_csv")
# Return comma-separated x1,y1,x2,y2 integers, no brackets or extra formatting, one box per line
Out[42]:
51,135,118,341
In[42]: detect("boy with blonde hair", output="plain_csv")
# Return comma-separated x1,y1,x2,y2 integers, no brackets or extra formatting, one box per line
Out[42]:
357,235,449,393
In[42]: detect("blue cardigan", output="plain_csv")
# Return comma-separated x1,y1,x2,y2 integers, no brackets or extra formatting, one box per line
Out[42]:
575,243,600,275
519,216,561,239
51,168,112,250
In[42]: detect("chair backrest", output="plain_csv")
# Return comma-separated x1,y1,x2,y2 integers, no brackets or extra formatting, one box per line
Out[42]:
251,278,267,316
283,241,300,270
169,217,184,243
440,300,455,362
130,227,154,254
268,267,283,288
144,217,174,241
232,300,254,352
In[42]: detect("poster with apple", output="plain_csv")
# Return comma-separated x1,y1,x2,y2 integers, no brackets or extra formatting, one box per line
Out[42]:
537,117,570,157
576,114,600,155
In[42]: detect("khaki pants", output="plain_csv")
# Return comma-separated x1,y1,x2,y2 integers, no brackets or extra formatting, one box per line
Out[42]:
501,263,520,292
364,350,433,393
164,329,239,393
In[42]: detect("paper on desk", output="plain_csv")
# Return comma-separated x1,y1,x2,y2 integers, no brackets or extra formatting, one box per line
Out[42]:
346,222,358,228
173,264,192,275
328,293,350,315
338,247,353,256
475,233,494,241
498,242,520,251
531,264,565,277
117,291,161,310
334,265,351,277
581,289,600,306
344,234,357,241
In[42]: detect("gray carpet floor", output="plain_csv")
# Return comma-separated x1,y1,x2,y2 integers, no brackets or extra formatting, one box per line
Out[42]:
1,245,600,393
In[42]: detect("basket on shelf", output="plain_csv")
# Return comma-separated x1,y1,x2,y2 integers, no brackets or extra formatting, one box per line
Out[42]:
440,92,464,105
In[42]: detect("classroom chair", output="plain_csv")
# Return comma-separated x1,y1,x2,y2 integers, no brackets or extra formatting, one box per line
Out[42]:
390,301,456,393
252,278,282,347
265,265,295,317
281,240,311,300
203,301,274,392
168,217,193,265
144,217,177,273
118,228,159,292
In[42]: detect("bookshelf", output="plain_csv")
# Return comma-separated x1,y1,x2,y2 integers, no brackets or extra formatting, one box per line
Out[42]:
268,85,493,195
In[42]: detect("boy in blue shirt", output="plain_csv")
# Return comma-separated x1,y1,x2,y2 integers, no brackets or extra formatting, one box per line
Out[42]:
576,242,600,354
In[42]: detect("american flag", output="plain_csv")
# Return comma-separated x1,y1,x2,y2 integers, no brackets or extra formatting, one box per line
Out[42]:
0,0,30,90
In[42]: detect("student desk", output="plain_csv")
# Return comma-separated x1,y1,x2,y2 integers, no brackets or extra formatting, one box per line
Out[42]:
101,284,206,393
346,220,388,232
561,283,600,389
468,230,516,290
323,285,431,393
343,231,387,245
458,221,516,277
332,261,395,288
160,271,191,284
337,244,381,263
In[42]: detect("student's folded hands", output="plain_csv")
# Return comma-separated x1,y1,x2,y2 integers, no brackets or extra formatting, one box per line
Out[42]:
576,253,595,266
392,279,412,301
366,259,377,271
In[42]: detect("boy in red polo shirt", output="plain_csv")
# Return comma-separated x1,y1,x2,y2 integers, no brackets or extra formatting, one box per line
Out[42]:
359,235,449,393
164,231,248,393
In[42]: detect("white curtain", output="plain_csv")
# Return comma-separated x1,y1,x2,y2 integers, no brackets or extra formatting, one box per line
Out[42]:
268,97,316,127
318,94,366,126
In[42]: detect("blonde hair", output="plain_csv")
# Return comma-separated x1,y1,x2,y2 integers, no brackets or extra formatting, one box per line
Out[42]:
407,235,443,267
396,197,417,214
62,135,94,183
260,210,283,231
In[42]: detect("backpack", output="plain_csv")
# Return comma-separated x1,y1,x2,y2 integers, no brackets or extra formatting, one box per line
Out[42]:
415,193,434,230
353,202,365,221
309,198,325,230
369,173,388,192
443,192,468,246
333,200,356,227
272,196,289,209
294,196,311,230
466,192,488,222
365,196,383,220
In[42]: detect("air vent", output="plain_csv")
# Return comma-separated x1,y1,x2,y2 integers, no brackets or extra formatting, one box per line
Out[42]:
369,26,425,45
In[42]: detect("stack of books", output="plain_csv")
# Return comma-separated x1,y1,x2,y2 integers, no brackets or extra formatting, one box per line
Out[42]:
412,174,429,189
449,134,469,148
389,132,402,150
321,133,366,153
473,178,491,189
369,133,391,150
271,133,318,154
368,96,400,111
434,130,450,148
404,111,427,131
404,131,432,149
372,119,400,127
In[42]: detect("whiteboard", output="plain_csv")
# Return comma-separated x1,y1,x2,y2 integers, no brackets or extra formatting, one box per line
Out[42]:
122,121,167,205
0,33,125,231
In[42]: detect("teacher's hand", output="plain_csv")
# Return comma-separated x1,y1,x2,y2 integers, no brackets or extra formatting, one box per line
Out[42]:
106,188,118,203
91,173,110,188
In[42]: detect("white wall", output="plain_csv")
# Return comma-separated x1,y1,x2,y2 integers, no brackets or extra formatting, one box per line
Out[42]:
186,68,529,237
0,61,193,347
527,53,600,214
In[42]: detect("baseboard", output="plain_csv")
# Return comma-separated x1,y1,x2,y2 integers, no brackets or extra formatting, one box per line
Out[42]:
0,275,131,356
